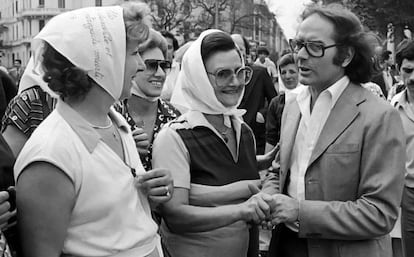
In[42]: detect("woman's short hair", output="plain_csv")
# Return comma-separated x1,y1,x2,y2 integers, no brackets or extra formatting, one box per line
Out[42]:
42,2,151,100
201,32,238,65
138,29,168,59
301,4,373,84
278,53,295,72
121,1,151,43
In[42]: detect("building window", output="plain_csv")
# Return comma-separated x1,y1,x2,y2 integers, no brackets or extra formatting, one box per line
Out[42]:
39,20,45,31
96,0,102,6
39,0,44,7
58,0,65,8
15,1,18,13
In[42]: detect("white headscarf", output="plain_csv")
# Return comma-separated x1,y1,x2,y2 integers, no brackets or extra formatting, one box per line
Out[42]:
176,29,246,127
31,6,126,100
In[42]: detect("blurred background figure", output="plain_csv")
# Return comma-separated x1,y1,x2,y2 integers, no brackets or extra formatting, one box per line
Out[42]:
390,40,414,257
265,52,303,153
0,70,17,119
162,41,193,102
1,57,57,157
0,134,16,257
254,46,278,85
161,31,179,63
232,34,277,155
8,60,23,88
372,50,397,98
0,60,8,74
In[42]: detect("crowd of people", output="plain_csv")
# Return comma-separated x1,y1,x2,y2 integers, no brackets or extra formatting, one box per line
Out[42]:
0,1,413,257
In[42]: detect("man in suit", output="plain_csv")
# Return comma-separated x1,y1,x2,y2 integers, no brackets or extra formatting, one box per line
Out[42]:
266,4,406,257
232,34,277,155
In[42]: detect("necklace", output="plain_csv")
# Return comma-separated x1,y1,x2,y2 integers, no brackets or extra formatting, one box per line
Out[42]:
89,117,113,129
219,127,231,143
88,117,121,142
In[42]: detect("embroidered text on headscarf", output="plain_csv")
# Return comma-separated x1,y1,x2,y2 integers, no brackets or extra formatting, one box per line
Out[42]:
31,6,126,100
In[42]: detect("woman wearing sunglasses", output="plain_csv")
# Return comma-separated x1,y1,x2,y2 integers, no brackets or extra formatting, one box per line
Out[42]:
116,31,181,171
152,30,276,257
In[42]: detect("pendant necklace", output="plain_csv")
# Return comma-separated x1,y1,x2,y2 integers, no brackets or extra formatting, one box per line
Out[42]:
90,118,113,129
89,118,119,141
219,127,231,143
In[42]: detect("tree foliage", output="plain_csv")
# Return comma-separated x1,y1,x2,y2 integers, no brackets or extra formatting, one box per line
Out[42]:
147,0,192,31
317,0,414,43
146,0,275,38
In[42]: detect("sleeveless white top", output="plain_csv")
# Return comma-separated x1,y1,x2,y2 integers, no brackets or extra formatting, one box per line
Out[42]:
15,100,160,257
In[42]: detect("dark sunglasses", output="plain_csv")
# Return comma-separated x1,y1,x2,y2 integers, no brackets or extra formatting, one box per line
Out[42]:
144,59,171,73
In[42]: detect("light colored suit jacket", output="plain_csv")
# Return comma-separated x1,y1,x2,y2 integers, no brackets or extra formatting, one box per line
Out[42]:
277,83,406,257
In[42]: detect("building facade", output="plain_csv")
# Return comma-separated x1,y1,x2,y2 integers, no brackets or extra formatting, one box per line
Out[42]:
147,0,288,59
0,0,289,68
0,0,118,68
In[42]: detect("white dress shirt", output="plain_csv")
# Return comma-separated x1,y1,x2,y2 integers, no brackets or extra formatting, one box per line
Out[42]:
286,76,350,231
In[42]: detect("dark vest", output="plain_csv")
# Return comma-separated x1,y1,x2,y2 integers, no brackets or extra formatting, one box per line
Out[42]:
175,123,259,186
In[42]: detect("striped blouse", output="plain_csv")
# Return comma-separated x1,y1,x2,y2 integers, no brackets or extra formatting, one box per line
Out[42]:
1,86,56,137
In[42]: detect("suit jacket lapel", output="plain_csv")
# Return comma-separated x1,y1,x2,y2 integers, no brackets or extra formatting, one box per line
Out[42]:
308,83,363,167
280,99,301,177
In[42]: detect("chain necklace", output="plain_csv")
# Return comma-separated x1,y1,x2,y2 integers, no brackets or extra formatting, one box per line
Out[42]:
88,117,120,141
88,117,113,129
219,126,231,143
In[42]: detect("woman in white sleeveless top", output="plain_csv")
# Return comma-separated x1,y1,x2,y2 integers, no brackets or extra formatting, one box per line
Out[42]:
14,3,172,257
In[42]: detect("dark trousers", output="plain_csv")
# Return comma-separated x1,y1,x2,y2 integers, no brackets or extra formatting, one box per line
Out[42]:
268,224,308,257
402,186,414,257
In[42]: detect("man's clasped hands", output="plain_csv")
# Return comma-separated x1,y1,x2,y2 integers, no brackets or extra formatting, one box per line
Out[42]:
240,185,300,229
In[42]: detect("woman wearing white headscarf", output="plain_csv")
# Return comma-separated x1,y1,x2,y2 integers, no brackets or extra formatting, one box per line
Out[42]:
152,30,276,257
14,3,172,257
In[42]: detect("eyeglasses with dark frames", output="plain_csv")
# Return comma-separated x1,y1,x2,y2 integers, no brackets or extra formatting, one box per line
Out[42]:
206,66,253,87
143,59,171,74
289,39,341,58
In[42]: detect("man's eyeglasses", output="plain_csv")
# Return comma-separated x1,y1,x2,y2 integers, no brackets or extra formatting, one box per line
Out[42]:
289,39,340,58
207,66,253,87
144,59,171,74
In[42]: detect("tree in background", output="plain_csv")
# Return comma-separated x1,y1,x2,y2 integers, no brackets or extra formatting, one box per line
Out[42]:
310,0,414,46
147,0,192,31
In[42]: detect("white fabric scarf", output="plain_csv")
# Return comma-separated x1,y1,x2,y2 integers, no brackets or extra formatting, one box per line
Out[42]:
31,6,126,100
18,57,58,98
177,29,246,127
